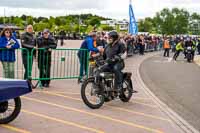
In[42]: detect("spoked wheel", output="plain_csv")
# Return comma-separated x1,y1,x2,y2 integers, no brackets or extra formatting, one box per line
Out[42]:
81,78,104,109
119,79,133,102
0,97,21,124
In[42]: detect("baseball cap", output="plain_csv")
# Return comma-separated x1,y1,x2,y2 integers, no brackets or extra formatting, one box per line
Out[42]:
43,29,50,33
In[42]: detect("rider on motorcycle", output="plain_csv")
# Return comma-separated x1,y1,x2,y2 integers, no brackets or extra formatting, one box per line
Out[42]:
184,37,196,60
99,31,126,91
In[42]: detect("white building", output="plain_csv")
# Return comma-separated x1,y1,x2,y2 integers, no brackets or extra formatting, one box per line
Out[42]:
101,19,129,31
190,19,200,35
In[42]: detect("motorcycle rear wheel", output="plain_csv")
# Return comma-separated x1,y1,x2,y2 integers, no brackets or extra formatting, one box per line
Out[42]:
119,79,133,102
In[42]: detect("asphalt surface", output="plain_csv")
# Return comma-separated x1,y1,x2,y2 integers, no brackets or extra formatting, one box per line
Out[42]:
140,52,200,131
0,41,185,133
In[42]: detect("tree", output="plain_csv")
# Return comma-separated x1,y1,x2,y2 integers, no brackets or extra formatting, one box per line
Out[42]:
191,12,200,20
0,17,3,24
33,22,50,32
55,17,62,26
153,8,189,35
89,18,100,26
172,8,189,34
138,17,154,32
13,17,23,27
100,25,114,31
21,14,27,21
86,25,94,33
74,24,79,32
27,16,33,25
38,17,48,23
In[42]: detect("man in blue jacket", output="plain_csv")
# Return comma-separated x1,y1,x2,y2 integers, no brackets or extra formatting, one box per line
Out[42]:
0,28,20,78
77,32,103,83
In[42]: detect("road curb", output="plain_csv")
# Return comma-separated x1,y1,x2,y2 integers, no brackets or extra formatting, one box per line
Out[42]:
194,55,200,66
136,54,199,133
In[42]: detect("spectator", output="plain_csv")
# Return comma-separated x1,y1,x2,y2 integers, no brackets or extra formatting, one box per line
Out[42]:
197,38,200,55
59,30,66,46
77,32,103,83
163,37,170,57
37,29,57,87
138,35,145,55
21,25,36,79
12,30,17,38
96,32,107,48
158,37,163,51
0,27,20,78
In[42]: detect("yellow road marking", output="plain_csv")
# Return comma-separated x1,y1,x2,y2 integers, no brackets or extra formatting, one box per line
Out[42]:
1,125,31,133
107,106,171,122
33,90,80,95
38,91,170,122
38,91,158,108
22,96,164,133
133,97,152,100
21,109,104,133
34,91,153,101
130,101,157,108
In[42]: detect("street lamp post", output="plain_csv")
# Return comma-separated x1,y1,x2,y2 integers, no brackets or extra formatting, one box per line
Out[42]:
78,15,81,34
3,8,6,24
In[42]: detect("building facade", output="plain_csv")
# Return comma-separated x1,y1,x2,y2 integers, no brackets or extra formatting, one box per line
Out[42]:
101,19,129,31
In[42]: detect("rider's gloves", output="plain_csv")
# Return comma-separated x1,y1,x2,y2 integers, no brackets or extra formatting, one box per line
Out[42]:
113,55,121,62
106,58,115,64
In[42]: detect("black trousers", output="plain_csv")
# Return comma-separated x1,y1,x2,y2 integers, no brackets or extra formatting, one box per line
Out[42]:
38,52,51,85
60,36,64,46
77,51,88,78
139,45,145,55
197,45,200,54
163,48,170,57
99,61,124,88
173,50,181,60
22,51,33,80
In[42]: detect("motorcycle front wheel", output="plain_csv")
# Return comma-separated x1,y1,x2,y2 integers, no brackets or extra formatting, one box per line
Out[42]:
187,54,192,63
81,78,104,109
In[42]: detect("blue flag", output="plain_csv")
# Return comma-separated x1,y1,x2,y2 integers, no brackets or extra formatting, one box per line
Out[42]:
129,1,138,35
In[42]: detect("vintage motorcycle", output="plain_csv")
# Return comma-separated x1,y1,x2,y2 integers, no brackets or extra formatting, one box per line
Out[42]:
81,56,137,109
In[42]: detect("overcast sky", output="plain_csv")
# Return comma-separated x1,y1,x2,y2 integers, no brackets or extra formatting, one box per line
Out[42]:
0,0,200,20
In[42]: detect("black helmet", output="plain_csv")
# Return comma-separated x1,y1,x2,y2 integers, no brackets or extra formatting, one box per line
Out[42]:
108,31,119,41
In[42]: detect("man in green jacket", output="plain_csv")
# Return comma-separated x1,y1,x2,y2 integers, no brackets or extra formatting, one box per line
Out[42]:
173,40,184,61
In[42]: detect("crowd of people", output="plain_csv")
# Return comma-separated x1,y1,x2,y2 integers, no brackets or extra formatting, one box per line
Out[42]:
0,25,57,87
77,31,200,86
0,24,200,89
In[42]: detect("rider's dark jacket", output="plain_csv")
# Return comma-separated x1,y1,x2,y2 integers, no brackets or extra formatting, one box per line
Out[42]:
103,40,126,64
